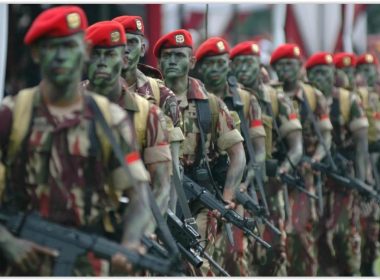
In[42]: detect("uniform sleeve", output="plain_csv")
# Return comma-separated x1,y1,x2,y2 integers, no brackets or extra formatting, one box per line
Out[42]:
108,103,150,191
159,83,185,142
314,88,333,132
247,93,266,139
215,95,244,152
277,93,302,138
143,104,172,164
348,92,369,132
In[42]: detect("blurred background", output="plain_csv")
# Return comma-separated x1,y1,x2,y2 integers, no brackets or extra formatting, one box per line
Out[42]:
2,3,380,98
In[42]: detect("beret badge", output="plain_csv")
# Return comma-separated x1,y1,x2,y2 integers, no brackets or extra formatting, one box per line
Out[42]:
66,12,81,29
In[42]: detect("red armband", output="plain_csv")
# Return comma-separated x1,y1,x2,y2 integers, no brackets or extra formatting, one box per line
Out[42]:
250,119,262,128
125,151,141,164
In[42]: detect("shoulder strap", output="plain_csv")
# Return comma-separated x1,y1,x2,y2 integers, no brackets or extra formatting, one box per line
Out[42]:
357,86,369,109
91,94,113,165
132,94,150,149
237,88,250,118
338,88,351,125
267,86,279,117
8,87,39,163
147,77,161,106
301,83,317,112
207,94,219,143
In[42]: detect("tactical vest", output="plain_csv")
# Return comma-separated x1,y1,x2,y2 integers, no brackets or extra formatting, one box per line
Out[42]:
224,87,250,132
7,87,113,166
147,77,161,106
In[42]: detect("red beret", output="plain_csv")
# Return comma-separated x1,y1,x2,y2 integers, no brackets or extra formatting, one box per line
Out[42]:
230,41,260,60
195,37,230,61
270,43,301,65
85,21,126,48
356,53,379,66
112,15,144,36
305,52,334,70
333,52,356,68
153,29,193,58
24,5,88,46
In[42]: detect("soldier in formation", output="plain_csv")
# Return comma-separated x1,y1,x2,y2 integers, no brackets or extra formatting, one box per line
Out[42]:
1,4,380,277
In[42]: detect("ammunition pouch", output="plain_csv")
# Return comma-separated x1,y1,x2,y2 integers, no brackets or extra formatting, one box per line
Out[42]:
210,154,229,188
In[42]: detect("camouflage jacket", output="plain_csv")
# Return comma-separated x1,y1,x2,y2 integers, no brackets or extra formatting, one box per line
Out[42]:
0,85,149,227
134,69,184,142
175,77,243,168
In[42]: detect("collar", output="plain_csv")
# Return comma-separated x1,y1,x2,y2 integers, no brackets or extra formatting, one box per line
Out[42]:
187,77,209,100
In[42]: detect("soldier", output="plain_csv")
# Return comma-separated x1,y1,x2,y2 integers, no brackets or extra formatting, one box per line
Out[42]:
82,21,172,234
153,29,246,276
230,41,303,276
306,52,369,276
270,43,334,276
111,16,184,212
194,37,265,276
333,52,357,90
355,53,380,276
0,6,151,276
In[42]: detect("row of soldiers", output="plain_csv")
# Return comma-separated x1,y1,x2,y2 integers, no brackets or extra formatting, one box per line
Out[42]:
0,5,379,276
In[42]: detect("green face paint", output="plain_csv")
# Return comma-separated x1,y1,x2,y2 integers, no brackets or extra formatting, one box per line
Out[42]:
230,55,260,87
342,66,355,88
356,64,378,87
87,46,124,88
159,47,192,80
273,58,301,83
307,65,335,95
123,33,143,72
39,33,86,87
198,54,229,90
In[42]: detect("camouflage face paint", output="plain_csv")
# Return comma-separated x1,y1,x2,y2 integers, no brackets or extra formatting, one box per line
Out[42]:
87,46,124,88
159,47,192,80
307,65,335,95
342,66,355,88
273,58,301,83
123,33,144,72
356,64,378,87
230,55,260,88
198,53,229,90
39,33,86,87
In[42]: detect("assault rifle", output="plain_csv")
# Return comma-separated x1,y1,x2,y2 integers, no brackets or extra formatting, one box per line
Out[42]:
167,209,230,276
304,156,380,204
183,175,271,249
279,173,319,200
0,210,178,276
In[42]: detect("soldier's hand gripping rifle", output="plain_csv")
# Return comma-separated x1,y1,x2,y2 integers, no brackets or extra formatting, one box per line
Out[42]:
235,168,281,236
0,210,178,276
166,209,230,276
183,174,271,249
303,155,380,204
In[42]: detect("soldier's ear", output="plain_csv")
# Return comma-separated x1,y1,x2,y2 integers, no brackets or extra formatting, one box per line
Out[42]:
140,37,147,57
30,45,40,64
189,55,196,70
84,41,92,62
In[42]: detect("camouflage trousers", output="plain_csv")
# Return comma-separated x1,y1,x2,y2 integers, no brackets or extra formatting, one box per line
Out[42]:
285,169,318,276
317,180,361,276
252,178,287,276
213,205,249,276
194,207,218,276
359,200,380,276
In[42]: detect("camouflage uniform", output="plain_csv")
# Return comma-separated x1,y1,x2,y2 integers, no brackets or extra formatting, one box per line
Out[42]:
0,86,150,276
212,85,265,276
356,85,380,275
177,77,243,276
82,78,172,220
317,86,369,276
131,68,184,143
286,81,333,276
250,83,302,276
